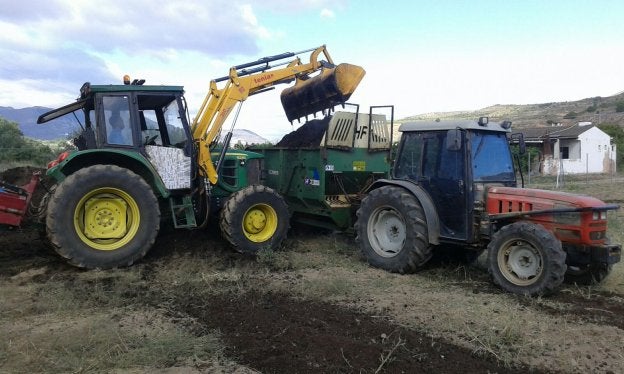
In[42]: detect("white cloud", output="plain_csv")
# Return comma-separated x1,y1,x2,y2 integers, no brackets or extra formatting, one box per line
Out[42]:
240,4,273,39
0,0,284,108
320,8,335,19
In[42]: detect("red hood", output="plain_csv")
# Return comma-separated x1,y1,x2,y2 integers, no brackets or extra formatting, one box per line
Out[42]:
487,186,609,210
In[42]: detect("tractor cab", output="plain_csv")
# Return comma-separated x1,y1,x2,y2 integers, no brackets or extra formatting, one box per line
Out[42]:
38,82,196,191
39,82,193,155
393,118,515,242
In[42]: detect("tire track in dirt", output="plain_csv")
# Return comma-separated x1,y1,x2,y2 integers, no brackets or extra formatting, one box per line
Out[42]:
170,290,539,374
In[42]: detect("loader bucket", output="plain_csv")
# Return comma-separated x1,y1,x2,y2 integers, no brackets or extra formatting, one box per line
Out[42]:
281,63,365,122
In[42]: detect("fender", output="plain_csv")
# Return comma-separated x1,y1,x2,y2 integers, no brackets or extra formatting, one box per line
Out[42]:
47,149,170,198
366,179,440,245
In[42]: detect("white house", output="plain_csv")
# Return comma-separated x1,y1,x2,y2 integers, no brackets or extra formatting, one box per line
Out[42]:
521,123,617,175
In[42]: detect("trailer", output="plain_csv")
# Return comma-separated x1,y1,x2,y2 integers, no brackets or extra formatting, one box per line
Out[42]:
252,106,394,231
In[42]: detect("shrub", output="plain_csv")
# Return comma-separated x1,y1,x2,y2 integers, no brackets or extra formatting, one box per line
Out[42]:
616,101,624,113
598,123,624,172
0,117,56,166
563,111,578,119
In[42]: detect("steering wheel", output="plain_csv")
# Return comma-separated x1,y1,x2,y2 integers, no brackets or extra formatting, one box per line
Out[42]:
144,135,159,145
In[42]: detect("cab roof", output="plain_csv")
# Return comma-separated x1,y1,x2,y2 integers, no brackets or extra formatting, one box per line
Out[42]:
37,83,185,124
86,84,184,95
399,118,512,133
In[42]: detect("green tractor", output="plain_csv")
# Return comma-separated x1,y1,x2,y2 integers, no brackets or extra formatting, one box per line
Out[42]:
36,46,366,269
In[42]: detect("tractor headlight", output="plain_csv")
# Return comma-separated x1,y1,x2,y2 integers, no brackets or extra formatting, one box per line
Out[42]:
592,211,607,220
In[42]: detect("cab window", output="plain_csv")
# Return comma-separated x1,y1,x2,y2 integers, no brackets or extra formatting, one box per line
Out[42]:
103,96,133,146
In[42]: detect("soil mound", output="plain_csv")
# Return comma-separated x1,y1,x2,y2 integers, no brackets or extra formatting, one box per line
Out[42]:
275,116,331,148
0,166,43,186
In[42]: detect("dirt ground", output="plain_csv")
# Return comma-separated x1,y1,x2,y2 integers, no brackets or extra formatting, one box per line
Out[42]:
0,227,533,373
2,167,623,373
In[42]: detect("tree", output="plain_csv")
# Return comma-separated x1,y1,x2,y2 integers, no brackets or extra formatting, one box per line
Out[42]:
598,123,624,172
563,111,578,119
616,101,624,113
0,116,56,166
0,118,26,162
510,145,541,176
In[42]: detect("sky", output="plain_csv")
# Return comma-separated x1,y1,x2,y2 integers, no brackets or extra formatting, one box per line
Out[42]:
1,0,623,141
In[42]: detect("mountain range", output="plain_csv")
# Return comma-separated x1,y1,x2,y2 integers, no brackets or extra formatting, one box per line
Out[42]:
0,106,80,140
401,91,624,128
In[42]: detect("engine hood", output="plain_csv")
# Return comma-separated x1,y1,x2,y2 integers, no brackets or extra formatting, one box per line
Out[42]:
487,186,610,211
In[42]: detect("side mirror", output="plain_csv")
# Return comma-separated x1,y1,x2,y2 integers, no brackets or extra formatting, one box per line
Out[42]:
446,129,462,151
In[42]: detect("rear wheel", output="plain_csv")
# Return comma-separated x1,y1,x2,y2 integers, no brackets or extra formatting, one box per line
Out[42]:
488,222,566,295
219,185,290,254
46,165,160,269
355,186,431,273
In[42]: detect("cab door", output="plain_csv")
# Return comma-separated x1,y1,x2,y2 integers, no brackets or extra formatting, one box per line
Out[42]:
395,130,471,240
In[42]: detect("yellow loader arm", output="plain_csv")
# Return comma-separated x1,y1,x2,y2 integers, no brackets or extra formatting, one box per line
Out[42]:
191,45,365,185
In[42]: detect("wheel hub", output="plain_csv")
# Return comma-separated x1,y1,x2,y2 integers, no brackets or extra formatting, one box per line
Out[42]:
242,203,278,243
370,208,406,257
244,209,267,234
504,242,542,281
83,196,128,239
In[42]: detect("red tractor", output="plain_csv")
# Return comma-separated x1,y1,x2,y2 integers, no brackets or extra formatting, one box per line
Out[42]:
355,117,621,295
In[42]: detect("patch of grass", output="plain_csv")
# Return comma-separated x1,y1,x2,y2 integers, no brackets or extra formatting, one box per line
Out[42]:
257,247,293,271
263,233,365,273
0,261,241,373
1,310,224,373
297,270,362,299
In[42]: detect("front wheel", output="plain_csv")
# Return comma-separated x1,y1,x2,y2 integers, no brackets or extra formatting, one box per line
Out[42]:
219,185,290,254
355,186,432,273
46,165,160,269
487,221,566,296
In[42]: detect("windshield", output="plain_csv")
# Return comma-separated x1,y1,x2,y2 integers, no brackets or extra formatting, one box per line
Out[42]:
470,131,515,181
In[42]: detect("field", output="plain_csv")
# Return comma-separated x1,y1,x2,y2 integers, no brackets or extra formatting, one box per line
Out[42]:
1,168,623,373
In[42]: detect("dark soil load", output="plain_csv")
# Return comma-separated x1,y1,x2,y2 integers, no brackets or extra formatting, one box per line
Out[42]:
0,166,42,186
275,116,331,148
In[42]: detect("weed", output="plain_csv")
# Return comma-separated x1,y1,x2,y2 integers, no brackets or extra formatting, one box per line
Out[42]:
256,247,292,271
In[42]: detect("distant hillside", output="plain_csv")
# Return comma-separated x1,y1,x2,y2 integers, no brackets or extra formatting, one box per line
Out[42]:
0,106,268,144
401,91,624,129
0,106,81,140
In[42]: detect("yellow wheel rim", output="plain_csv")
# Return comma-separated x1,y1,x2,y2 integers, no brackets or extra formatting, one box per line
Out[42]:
73,187,141,251
242,203,278,243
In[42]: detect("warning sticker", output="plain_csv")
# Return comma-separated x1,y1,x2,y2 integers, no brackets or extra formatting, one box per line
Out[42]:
352,161,366,171
304,178,320,186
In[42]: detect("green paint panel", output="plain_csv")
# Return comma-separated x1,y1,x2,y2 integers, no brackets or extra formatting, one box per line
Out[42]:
255,147,390,230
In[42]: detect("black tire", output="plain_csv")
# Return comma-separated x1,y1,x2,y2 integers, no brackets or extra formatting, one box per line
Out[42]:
487,222,567,296
46,165,160,269
219,185,290,254
355,186,432,273
565,263,613,285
